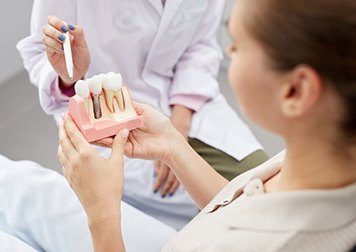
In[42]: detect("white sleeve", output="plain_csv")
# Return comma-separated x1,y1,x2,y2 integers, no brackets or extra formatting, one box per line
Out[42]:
16,0,77,116
169,0,225,110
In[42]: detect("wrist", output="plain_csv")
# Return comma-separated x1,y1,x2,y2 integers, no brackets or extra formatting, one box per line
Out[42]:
58,77,76,97
59,76,77,88
171,104,193,117
164,129,189,167
171,105,193,135
87,200,121,227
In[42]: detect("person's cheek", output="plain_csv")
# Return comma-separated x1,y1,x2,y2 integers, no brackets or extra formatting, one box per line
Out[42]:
228,58,243,99
228,58,238,92
228,57,251,116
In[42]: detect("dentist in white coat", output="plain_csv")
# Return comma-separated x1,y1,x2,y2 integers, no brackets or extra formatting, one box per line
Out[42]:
17,0,267,230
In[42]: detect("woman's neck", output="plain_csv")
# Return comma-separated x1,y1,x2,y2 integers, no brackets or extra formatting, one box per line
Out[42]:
265,137,356,192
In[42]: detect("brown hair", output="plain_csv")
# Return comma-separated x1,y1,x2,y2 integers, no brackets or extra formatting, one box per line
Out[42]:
244,0,356,139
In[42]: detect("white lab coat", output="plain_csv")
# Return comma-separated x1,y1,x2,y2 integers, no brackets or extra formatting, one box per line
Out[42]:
17,0,263,230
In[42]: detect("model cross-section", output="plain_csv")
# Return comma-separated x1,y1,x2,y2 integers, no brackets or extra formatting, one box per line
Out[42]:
68,72,143,142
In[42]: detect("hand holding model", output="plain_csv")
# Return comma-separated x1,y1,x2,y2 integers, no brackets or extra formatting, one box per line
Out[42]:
69,73,143,142
42,15,90,86
58,103,187,215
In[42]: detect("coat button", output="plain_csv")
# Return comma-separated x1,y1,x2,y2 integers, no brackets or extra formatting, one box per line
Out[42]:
243,179,264,197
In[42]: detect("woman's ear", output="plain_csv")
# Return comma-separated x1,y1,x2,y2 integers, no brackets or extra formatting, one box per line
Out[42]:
280,65,322,118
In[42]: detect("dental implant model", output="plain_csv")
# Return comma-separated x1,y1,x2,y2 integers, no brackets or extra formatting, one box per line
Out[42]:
88,75,103,119
68,72,143,142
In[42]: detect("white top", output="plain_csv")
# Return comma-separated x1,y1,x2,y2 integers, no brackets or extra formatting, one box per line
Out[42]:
162,152,356,251
16,0,264,230
17,0,263,161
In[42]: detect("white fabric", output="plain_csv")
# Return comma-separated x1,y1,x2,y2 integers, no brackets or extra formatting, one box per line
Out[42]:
17,0,263,229
163,152,356,252
0,230,38,252
0,154,177,252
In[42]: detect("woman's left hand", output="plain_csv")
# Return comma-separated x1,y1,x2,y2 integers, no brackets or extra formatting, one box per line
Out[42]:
58,115,128,223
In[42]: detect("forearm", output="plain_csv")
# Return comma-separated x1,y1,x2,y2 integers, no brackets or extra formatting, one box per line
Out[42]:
166,133,228,209
171,104,193,134
88,201,125,252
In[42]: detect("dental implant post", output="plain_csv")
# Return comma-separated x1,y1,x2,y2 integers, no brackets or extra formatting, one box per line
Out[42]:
88,75,103,119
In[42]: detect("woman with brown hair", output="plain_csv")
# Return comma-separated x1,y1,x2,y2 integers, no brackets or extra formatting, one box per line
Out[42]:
58,0,356,251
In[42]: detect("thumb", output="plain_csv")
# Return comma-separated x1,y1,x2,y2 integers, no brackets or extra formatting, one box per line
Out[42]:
110,129,129,164
70,26,88,48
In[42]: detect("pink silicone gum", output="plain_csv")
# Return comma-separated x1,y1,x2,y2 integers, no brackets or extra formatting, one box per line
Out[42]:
68,86,143,142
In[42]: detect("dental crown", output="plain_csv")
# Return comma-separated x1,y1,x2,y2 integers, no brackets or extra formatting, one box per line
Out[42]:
74,80,90,98
103,72,123,91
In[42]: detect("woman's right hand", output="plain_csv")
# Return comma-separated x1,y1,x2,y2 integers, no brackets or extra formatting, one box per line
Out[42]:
95,102,185,163
42,15,90,86
124,102,185,163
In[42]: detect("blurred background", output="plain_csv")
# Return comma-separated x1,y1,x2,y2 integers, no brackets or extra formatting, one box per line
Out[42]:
0,0,284,173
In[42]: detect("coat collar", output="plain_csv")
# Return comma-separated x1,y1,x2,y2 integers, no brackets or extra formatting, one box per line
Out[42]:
204,150,356,232
203,151,285,214
143,0,184,75
223,181,356,232
147,0,164,16
147,0,184,24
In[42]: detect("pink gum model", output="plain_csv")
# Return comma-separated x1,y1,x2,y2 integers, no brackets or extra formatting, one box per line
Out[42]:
68,86,143,142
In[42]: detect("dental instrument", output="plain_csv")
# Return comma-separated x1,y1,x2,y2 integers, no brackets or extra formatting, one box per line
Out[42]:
63,22,74,81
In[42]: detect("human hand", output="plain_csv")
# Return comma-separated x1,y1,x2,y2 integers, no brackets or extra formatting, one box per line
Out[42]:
122,102,185,162
153,105,193,197
58,115,128,223
43,15,90,87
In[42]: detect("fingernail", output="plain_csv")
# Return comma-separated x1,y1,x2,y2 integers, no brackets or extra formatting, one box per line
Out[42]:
161,194,166,198
153,171,157,177
119,129,129,139
68,24,75,30
61,25,68,33
58,34,66,41
169,193,174,197
154,189,158,194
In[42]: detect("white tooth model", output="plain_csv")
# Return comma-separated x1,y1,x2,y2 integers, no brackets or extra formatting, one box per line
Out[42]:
88,75,103,119
68,72,143,142
74,80,90,111
74,80,90,98
102,72,124,113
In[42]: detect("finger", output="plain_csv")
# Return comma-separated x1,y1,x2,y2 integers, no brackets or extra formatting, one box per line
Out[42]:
61,165,72,186
45,46,62,56
153,162,169,193
47,15,69,34
93,137,114,148
58,122,77,160
110,129,129,165
68,26,87,47
132,101,148,116
168,180,180,197
57,144,68,167
43,36,64,54
161,170,177,197
58,144,69,175
64,115,91,152
154,160,161,177
42,24,66,44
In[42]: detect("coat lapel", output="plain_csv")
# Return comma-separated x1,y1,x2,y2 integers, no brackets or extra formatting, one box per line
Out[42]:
147,0,164,16
157,0,184,38
144,0,184,66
